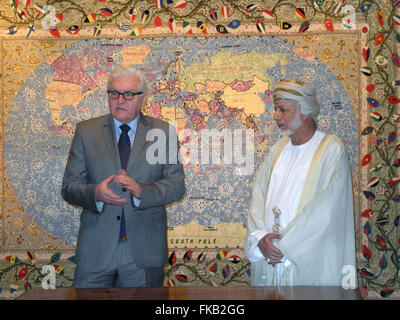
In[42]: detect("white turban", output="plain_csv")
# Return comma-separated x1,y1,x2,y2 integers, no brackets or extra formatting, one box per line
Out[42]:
273,79,320,123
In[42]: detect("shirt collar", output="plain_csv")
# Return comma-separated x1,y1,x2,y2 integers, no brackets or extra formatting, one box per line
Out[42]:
113,113,140,132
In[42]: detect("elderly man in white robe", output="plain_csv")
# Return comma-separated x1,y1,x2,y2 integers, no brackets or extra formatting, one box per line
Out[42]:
245,79,357,286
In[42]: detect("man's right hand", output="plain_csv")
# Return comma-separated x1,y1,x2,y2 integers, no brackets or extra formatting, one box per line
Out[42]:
257,233,284,266
95,175,128,206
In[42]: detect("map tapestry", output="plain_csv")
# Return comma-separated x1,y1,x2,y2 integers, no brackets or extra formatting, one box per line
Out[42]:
3,34,359,251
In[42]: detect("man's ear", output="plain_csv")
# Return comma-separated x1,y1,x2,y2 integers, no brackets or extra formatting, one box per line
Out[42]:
303,114,317,128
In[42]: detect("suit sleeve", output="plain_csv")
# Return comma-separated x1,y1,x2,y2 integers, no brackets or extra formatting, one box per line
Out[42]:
61,123,99,213
136,127,186,209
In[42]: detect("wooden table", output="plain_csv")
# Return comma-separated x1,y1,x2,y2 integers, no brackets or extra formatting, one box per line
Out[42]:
17,286,362,300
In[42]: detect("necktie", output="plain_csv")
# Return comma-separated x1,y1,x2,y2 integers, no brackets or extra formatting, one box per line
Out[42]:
118,124,131,240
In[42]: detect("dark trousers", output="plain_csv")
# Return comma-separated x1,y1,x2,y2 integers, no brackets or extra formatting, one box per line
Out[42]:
73,240,164,288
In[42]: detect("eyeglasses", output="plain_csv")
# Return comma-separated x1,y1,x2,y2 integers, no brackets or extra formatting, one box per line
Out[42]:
107,90,143,100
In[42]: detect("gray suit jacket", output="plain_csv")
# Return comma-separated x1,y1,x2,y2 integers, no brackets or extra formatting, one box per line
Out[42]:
61,113,185,270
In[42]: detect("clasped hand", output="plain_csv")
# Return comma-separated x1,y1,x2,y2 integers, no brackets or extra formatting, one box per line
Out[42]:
95,170,142,206
257,233,284,267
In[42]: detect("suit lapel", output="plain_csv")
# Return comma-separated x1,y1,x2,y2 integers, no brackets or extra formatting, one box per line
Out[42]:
127,113,151,171
101,114,121,171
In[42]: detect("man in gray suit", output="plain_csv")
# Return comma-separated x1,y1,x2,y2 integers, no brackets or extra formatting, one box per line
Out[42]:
62,66,185,288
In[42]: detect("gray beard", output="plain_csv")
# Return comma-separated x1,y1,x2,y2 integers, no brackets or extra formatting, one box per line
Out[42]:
278,114,303,136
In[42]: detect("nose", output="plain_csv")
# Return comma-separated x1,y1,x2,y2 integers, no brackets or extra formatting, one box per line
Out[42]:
117,93,126,103
273,109,280,120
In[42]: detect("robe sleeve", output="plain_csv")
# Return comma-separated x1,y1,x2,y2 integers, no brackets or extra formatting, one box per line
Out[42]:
247,230,269,262
244,152,272,261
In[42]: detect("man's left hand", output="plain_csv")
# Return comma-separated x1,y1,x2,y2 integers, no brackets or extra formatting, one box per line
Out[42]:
257,233,283,266
114,169,142,199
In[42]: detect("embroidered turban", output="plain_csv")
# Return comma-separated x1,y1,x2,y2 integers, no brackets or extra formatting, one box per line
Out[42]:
272,79,320,123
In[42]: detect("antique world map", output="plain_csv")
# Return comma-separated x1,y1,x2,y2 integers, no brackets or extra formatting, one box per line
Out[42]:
4,36,358,249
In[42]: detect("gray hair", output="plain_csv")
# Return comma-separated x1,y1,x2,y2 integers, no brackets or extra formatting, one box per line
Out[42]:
273,79,320,123
107,66,147,93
